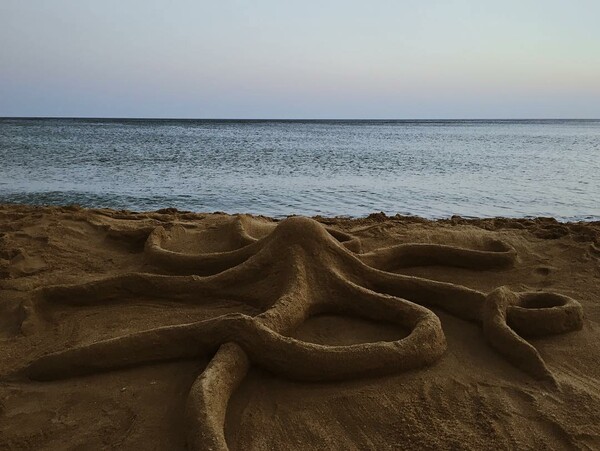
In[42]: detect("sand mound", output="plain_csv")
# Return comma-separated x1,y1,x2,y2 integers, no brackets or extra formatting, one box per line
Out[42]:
0,206,598,450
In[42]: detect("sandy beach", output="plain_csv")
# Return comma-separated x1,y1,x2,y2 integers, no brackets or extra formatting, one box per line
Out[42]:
1,204,599,449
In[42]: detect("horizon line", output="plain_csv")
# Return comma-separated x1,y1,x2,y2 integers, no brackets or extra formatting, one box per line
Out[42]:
2,116,600,121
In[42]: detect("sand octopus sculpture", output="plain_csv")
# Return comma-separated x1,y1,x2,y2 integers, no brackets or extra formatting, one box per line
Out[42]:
19,216,583,450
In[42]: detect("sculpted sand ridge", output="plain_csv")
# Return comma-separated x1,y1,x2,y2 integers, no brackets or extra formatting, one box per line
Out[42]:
0,206,598,449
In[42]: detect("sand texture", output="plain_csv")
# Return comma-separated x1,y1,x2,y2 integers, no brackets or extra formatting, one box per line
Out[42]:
1,205,599,450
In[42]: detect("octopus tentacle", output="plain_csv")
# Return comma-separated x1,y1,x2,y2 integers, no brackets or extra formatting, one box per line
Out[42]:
482,287,555,382
24,258,446,383
185,262,316,450
507,291,583,337
23,306,442,383
362,267,485,322
322,225,362,253
186,343,249,451
39,243,309,310
482,287,583,382
359,241,516,271
23,315,236,380
145,225,261,275
328,271,441,328
186,267,313,451
41,273,204,305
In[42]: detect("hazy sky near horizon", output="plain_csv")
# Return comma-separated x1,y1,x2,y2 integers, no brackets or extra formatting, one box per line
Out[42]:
1,1,600,118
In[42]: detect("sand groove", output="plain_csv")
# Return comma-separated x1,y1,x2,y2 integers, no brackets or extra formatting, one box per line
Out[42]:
18,216,584,450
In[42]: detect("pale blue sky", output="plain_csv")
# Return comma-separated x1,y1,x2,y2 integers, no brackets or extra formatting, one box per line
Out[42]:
1,0,599,118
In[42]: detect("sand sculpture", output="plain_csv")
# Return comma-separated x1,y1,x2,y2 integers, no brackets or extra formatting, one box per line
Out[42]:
17,216,583,450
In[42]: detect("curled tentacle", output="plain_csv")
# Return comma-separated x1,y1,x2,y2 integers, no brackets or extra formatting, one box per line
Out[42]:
242,279,446,380
482,287,555,382
145,226,261,275
323,274,447,366
507,291,583,337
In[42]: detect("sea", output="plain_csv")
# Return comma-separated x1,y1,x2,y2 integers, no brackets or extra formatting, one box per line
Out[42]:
0,118,598,221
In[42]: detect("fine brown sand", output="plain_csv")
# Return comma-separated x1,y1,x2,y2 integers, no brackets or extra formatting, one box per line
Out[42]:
1,204,599,450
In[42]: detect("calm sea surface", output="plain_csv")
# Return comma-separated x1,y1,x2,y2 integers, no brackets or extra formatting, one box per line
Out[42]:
0,119,598,220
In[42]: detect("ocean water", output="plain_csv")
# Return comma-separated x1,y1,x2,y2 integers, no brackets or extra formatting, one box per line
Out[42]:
0,118,599,220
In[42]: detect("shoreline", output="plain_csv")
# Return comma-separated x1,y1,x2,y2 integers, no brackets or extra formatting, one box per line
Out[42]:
2,202,600,225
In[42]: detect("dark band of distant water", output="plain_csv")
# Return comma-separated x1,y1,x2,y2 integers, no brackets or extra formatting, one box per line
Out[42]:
1,118,599,220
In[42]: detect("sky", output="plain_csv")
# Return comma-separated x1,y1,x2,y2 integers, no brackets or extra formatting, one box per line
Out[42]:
1,0,599,119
